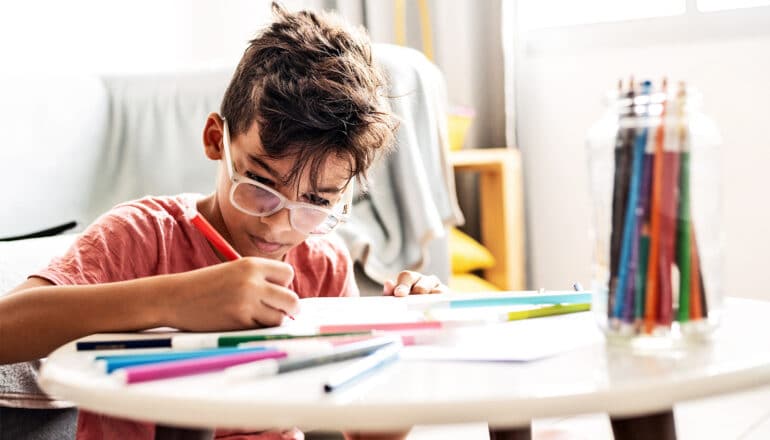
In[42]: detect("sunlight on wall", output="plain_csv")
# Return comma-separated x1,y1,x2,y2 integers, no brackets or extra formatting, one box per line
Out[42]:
0,0,321,74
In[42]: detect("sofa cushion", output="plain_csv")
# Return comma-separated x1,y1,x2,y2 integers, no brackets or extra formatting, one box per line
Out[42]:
0,74,108,238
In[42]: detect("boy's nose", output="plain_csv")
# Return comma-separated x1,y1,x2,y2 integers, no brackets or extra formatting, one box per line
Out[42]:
259,206,293,233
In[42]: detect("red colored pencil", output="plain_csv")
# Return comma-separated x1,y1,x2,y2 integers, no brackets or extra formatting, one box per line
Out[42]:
186,208,294,320
187,210,241,261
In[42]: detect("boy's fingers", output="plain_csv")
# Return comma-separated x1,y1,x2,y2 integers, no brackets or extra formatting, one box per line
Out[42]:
382,279,396,296
258,284,301,317
251,257,295,286
435,282,450,293
412,275,441,294
393,271,420,297
253,301,288,327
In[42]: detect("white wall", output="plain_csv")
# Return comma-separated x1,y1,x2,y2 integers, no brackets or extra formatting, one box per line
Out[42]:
516,29,770,299
0,0,323,74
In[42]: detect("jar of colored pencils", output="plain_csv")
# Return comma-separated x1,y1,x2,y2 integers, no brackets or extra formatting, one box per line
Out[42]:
586,78,723,349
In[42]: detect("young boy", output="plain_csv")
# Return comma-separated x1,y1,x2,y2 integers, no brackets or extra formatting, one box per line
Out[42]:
0,3,446,439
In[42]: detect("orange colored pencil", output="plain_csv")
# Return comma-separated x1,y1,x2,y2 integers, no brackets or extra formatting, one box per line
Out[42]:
689,226,703,320
644,78,667,333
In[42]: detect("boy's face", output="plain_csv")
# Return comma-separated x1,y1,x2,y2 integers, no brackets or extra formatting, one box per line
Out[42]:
204,114,352,261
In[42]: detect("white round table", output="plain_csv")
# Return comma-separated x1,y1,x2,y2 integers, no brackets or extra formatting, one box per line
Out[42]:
38,297,770,439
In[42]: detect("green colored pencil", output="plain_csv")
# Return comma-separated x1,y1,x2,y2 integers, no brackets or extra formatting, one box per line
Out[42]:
217,331,373,347
676,150,692,323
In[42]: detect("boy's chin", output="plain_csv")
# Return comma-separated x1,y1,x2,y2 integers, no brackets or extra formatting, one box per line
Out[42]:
248,248,287,260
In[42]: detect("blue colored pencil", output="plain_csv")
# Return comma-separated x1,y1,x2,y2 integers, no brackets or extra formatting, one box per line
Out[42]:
95,347,271,373
614,80,652,319
323,341,402,392
635,138,655,322
413,292,593,310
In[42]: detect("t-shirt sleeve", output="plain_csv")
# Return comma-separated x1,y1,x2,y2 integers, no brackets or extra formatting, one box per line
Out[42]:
34,205,161,286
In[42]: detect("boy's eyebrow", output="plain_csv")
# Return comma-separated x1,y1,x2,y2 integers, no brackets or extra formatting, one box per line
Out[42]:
248,155,344,194
248,155,284,181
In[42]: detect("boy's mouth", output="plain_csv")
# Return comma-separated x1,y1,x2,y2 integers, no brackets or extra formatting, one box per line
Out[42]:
249,234,284,254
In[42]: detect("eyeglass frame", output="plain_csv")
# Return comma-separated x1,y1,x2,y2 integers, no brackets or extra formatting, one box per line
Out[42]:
221,118,353,235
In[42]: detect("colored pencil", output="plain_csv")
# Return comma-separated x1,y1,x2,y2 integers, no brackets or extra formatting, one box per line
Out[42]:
319,321,445,333
689,225,704,320
76,331,373,352
114,349,287,384
95,347,270,373
502,303,591,321
609,78,636,316
410,292,592,310
77,338,172,351
614,80,652,319
676,85,692,323
634,123,655,323
644,78,668,332
657,85,684,326
323,341,403,393
225,337,398,380
657,154,680,326
187,208,241,261
186,207,295,320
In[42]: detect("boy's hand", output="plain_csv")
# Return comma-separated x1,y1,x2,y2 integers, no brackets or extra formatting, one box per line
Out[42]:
166,257,300,331
382,270,448,297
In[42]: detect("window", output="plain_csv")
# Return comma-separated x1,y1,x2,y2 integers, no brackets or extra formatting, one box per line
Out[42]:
698,0,770,12
515,0,770,55
517,0,684,31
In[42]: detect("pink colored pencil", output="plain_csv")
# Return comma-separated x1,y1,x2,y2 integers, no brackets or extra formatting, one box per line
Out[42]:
114,349,287,384
319,321,445,333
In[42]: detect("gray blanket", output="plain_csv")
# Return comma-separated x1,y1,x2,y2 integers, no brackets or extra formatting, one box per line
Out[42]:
337,44,464,283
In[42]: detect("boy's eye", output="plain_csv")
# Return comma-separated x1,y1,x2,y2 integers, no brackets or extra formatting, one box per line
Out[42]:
245,171,274,187
305,194,331,207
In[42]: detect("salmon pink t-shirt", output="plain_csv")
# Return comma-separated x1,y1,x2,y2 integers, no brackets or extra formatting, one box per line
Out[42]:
34,194,359,440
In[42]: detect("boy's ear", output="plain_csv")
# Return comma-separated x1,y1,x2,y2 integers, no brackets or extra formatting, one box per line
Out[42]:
202,113,225,160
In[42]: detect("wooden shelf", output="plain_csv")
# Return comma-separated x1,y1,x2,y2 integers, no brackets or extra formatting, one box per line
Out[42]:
450,148,526,290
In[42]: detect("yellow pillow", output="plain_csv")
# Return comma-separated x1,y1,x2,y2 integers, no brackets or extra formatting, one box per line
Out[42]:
449,227,495,273
449,273,501,292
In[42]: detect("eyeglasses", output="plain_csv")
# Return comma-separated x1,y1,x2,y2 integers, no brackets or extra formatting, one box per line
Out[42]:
222,119,352,235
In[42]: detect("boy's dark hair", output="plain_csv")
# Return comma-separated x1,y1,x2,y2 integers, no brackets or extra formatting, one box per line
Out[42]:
220,2,397,191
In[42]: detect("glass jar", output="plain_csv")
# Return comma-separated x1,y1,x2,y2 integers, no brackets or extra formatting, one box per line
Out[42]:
586,79,723,349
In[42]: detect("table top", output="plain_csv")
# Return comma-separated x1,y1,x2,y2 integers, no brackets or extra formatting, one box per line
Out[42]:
38,296,770,431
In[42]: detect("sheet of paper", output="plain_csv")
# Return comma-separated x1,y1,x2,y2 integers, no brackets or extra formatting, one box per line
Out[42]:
295,296,602,362
401,312,603,362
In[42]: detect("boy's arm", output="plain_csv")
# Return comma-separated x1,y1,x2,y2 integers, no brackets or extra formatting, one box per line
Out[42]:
0,276,173,364
0,258,300,365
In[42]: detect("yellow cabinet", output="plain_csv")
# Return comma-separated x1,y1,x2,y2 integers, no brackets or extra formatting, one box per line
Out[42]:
450,148,526,290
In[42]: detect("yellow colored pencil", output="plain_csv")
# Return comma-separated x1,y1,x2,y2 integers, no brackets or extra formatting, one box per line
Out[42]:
503,303,591,321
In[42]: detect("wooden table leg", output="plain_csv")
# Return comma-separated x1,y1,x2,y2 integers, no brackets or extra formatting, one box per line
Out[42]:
488,424,532,440
155,425,214,440
611,409,677,440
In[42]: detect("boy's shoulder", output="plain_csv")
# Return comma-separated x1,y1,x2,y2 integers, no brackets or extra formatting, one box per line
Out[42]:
85,194,203,243
110,194,200,222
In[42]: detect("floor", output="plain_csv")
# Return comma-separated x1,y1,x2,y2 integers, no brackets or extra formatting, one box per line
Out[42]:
406,384,770,439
